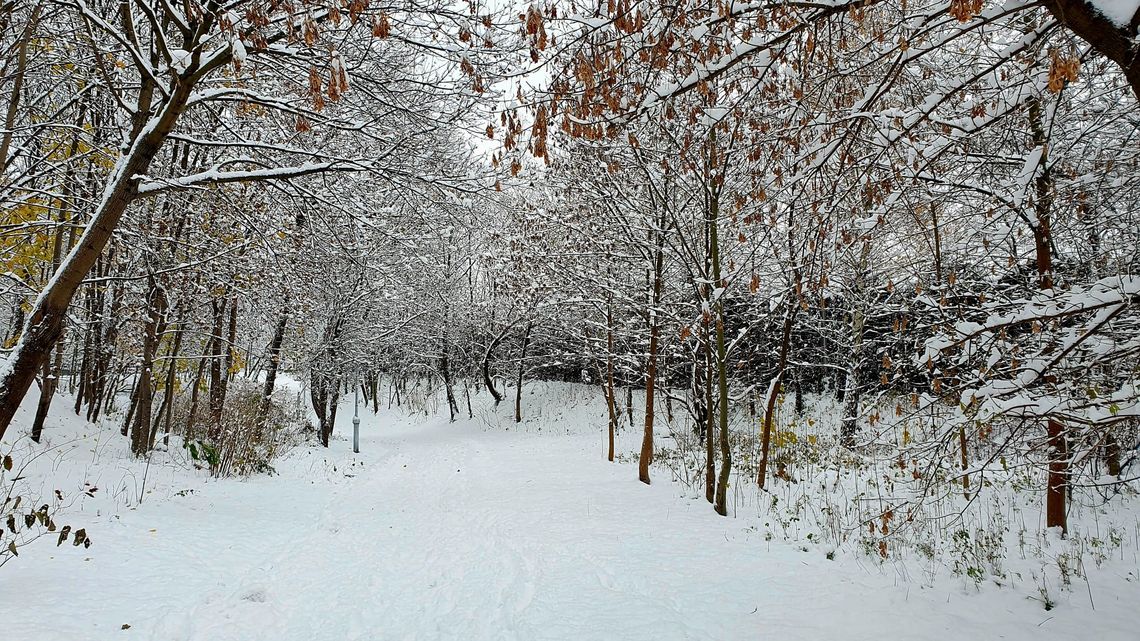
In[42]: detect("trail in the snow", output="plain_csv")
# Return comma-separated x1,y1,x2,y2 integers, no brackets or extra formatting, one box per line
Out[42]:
3,400,1136,641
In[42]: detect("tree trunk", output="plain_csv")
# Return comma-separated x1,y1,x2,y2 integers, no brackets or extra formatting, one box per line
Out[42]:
121,375,140,437
441,343,458,423
1046,418,1067,533
259,308,289,419
703,325,716,504
1103,433,1123,477
185,349,208,439
958,425,971,498
207,296,236,440
440,301,458,422
840,334,861,448
638,209,667,485
464,382,473,419
153,324,184,447
72,294,94,416
130,278,166,456
793,375,803,416
514,322,533,423
309,370,341,448
1029,96,1066,535
605,296,617,462
758,307,794,489
29,359,53,442
709,174,731,516
311,317,344,447
482,326,507,406
89,276,124,425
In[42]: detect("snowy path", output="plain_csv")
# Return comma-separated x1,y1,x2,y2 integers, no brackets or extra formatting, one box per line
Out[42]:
2,403,1134,640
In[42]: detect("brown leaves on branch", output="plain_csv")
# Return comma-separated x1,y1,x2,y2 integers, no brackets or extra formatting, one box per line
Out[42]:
948,0,984,22
1048,49,1080,92
532,105,549,160
459,57,485,93
308,65,324,111
372,13,391,38
328,55,349,102
302,16,320,46
524,5,548,62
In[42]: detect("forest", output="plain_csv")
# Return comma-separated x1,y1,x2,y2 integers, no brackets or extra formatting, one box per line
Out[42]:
1,0,1138,638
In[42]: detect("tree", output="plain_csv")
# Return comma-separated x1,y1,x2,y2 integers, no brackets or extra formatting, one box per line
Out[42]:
0,0,512,438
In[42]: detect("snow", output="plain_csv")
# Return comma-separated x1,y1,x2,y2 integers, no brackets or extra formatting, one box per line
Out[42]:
232,38,247,65
170,49,192,74
1014,145,1045,205
2,385,1138,640
1088,0,1140,26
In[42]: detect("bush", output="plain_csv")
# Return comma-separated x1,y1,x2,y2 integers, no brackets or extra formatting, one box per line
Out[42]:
170,380,307,478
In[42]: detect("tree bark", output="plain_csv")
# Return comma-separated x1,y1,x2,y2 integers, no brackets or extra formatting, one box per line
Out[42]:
370,372,379,414
29,359,53,443
310,317,344,447
130,278,166,456
72,291,94,416
441,342,458,422
709,172,731,516
514,322,533,423
1103,433,1123,477
626,386,633,427
259,307,289,420
482,325,510,406
758,307,795,489
153,322,184,447
840,315,862,447
207,297,227,440
638,210,667,485
1046,418,1068,533
605,295,617,462
90,272,124,425
185,348,208,439
703,324,716,504
1028,96,1067,534
121,374,140,437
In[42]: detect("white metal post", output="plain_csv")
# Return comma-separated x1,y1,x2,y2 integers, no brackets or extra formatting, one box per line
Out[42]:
353,378,361,454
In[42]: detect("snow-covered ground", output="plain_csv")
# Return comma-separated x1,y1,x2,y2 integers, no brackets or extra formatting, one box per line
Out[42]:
1,382,1137,640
